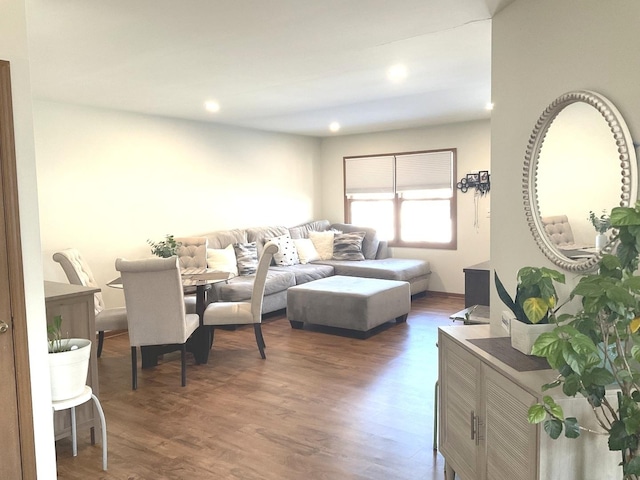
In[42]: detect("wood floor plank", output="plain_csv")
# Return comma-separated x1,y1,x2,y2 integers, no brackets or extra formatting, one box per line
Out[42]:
54,293,463,479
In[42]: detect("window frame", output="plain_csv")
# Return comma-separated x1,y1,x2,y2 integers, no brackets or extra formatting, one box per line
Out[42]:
343,148,457,250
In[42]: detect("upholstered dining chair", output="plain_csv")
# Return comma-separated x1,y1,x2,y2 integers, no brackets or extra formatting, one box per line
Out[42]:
175,236,208,314
115,256,200,390
202,241,278,359
53,249,128,357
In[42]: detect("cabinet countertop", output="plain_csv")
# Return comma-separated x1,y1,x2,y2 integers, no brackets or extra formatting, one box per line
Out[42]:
44,281,100,300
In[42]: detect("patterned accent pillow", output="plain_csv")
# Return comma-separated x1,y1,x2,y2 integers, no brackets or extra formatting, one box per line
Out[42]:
332,232,366,261
293,238,320,264
269,234,300,266
233,242,258,275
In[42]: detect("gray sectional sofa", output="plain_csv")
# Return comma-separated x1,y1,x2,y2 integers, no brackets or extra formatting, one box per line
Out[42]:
199,220,431,314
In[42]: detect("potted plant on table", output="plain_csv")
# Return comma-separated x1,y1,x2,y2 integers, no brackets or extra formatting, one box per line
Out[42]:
528,202,640,479
589,209,612,251
147,234,182,258
495,266,566,354
48,315,91,402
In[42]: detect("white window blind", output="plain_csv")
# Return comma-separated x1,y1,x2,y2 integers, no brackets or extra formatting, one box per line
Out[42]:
345,156,394,195
396,151,453,193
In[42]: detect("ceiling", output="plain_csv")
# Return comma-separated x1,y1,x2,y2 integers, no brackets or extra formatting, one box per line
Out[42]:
26,0,514,137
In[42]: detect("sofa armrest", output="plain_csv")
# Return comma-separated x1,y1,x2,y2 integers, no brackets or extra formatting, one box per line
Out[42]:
376,241,389,259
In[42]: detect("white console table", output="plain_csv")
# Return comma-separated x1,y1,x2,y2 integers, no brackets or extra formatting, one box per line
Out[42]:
438,325,620,480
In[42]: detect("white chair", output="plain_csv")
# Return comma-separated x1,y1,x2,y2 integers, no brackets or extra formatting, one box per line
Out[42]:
203,242,278,359
115,256,200,390
52,386,107,471
175,236,208,314
53,249,128,357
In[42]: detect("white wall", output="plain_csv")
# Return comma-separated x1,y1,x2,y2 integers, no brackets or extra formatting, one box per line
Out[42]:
34,101,321,307
1,0,56,476
491,0,640,334
319,120,491,294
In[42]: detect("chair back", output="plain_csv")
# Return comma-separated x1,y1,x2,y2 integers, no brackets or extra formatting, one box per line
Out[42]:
175,237,208,270
115,256,190,347
53,248,104,316
541,215,575,246
250,242,278,321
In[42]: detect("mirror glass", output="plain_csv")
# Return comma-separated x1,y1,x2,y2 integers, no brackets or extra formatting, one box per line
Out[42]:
523,91,637,272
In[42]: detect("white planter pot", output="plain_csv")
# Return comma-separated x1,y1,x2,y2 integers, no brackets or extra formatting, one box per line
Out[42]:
510,319,555,355
596,233,608,251
48,338,91,401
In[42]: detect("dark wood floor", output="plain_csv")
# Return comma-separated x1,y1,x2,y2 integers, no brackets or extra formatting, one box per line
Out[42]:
54,293,463,480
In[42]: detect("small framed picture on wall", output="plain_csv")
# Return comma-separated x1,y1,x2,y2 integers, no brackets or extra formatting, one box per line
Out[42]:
466,173,479,186
479,170,489,184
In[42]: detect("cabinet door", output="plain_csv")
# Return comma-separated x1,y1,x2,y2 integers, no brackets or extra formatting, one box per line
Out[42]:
481,365,537,480
439,334,481,480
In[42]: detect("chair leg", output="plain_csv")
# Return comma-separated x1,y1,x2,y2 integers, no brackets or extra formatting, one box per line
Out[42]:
181,344,187,387
97,331,105,358
131,347,137,390
254,324,266,359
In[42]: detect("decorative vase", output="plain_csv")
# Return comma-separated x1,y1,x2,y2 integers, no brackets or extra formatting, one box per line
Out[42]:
48,338,91,401
595,233,608,251
509,317,555,355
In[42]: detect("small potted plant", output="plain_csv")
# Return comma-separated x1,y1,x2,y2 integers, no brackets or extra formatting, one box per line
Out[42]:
495,266,566,354
48,315,91,401
147,234,182,258
528,202,640,479
588,209,611,251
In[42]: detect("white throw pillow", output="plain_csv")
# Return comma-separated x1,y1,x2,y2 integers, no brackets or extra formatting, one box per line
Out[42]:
293,238,320,264
269,234,300,266
309,231,335,260
206,244,238,277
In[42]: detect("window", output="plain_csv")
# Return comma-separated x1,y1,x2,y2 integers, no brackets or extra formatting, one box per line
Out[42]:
344,149,457,249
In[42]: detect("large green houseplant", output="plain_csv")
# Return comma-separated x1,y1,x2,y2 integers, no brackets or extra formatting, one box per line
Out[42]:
527,202,640,479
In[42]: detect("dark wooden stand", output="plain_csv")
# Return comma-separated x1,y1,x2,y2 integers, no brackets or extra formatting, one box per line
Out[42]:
463,261,490,307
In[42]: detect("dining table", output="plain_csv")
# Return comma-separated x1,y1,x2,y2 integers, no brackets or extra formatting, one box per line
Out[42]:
108,267,231,366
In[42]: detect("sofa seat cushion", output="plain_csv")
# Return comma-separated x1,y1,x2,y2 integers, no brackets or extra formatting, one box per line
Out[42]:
270,263,334,285
314,258,431,282
214,269,295,302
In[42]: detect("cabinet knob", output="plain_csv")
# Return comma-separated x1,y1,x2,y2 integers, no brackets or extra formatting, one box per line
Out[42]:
0,321,8,334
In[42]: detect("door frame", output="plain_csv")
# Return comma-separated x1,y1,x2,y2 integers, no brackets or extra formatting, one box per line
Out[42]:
0,59,37,478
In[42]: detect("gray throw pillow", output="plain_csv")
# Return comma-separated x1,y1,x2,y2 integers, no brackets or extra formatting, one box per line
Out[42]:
233,242,258,275
332,232,366,261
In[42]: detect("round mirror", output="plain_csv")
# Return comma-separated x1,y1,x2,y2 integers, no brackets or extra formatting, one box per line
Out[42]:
523,90,637,272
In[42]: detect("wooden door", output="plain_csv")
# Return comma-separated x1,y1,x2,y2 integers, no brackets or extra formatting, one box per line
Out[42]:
0,60,36,479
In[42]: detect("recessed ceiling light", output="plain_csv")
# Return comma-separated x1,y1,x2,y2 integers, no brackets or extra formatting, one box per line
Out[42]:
329,122,340,132
205,100,220,113
387,64,408,83
485,102,494,111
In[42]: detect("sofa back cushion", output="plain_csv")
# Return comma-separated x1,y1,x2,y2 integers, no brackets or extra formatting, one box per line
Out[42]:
330,223,379,260
202,229,248,249
288,220,331,239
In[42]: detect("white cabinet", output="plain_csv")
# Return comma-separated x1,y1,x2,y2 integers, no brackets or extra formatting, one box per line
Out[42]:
438,325,620,480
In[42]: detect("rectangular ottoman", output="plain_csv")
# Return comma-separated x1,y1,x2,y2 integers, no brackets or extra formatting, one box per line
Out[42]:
287,275,411,338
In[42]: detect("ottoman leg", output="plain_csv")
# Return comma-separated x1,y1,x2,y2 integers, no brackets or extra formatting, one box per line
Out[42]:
396,313,408,324
290,320,304,329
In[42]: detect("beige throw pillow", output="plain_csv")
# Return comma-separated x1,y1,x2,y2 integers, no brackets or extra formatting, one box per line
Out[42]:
206,244,238,277
293,238,320,264
309,231,335,260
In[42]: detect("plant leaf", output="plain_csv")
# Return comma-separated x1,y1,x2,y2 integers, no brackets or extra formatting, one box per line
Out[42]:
563,417,580,439
527,404,547,424
544,418,563,439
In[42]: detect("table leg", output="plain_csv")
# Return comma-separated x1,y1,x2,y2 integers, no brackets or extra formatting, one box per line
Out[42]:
189,284,212,364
